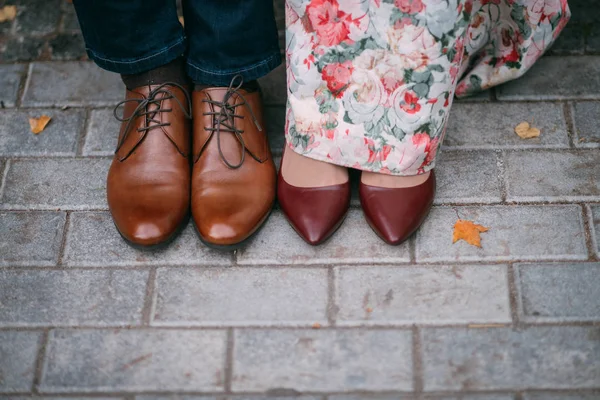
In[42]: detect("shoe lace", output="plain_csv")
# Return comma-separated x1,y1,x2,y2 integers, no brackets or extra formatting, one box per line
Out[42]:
113,82,192,153
200,75,262,169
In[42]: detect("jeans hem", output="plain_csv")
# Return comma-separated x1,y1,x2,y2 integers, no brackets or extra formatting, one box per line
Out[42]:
186,52,282,86
86,36,187,75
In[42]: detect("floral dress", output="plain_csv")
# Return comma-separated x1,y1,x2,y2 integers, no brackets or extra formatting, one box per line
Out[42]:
285,0,570,176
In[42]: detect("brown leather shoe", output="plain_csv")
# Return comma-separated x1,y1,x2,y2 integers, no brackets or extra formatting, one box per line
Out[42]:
107,83,192,248
359,171,436,245
278,151,351,246
191,77,276,249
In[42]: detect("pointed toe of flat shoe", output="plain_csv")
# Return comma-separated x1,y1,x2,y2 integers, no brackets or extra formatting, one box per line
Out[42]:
278,174,351,246
285,201,346,245
359,171,436,245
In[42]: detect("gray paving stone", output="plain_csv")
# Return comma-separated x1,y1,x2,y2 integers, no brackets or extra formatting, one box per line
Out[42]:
0,64,25,108
1,158,110,210
3,397,124,400
0,108,84,156
41,329,227,392
415,205,587,262
443,102,569,150
82,109,119,156
265,106,286,156
0,330,41,392
590,205,600,257
259,63,286,106
329,396,414,400
63,212,232,267
523,393,600,400
153,267,328,327
49,33,86,61
572,102,600,148
422,326,600,390
334,265,510,326
454,90,493,102
496,57,600,100
0,36,46,64
0,211,65,267
136,397,217,400
136,397,318,400
232,329,413,392
547,21,585,55
14,0,62,36
423,396,514,400
505,150,600,202
61,2,82,32
22,62,124,107
237,210,410,265
516,262,600,323
229,397,320,400
434,151,502,204
0,269,148,327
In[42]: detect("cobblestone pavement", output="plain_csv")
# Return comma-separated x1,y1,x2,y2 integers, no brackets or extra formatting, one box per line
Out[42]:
1,0,600,399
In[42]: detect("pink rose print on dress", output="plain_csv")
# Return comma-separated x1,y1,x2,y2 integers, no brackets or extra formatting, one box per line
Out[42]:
395,0,424,14
285,0,570,175
306,0,356,46
322,61,354,97
400,91,422,115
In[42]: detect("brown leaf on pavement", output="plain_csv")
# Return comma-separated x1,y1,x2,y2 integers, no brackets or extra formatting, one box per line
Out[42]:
452,219,489,248
0,5,17,23
515,121,541,139
29,115,52,134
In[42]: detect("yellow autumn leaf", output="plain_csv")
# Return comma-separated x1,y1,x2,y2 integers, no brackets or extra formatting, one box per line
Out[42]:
515,121,541,139
29,115,52,134
0,5,17,23
452,219,489,248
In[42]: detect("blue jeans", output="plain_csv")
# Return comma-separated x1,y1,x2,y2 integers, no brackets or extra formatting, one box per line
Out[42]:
72,0,281,85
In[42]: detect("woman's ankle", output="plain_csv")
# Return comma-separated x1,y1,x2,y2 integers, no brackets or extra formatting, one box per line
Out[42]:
281,148,348,188
361,171,430,188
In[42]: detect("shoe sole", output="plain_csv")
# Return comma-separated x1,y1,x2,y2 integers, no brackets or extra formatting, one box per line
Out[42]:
114,213,190,251
193,205,274,251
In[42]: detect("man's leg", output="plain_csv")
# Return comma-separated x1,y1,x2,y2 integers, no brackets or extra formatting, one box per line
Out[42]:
186,0,281,249
183,0,281,86
73,0,192,248
73,0,185,75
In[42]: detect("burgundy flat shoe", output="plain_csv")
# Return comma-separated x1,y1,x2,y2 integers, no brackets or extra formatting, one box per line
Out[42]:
359,171,436,245
277,157,351,246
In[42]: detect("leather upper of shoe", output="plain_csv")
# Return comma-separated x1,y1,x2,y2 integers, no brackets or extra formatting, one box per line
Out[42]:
191,79,276,246
278,168,351,245
107,83,192,246
359,171,436,245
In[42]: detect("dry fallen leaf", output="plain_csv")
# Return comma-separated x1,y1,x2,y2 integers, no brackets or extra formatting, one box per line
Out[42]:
0,5,17,23
452,219,489,248
515,121,541,139
29,115,52,134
